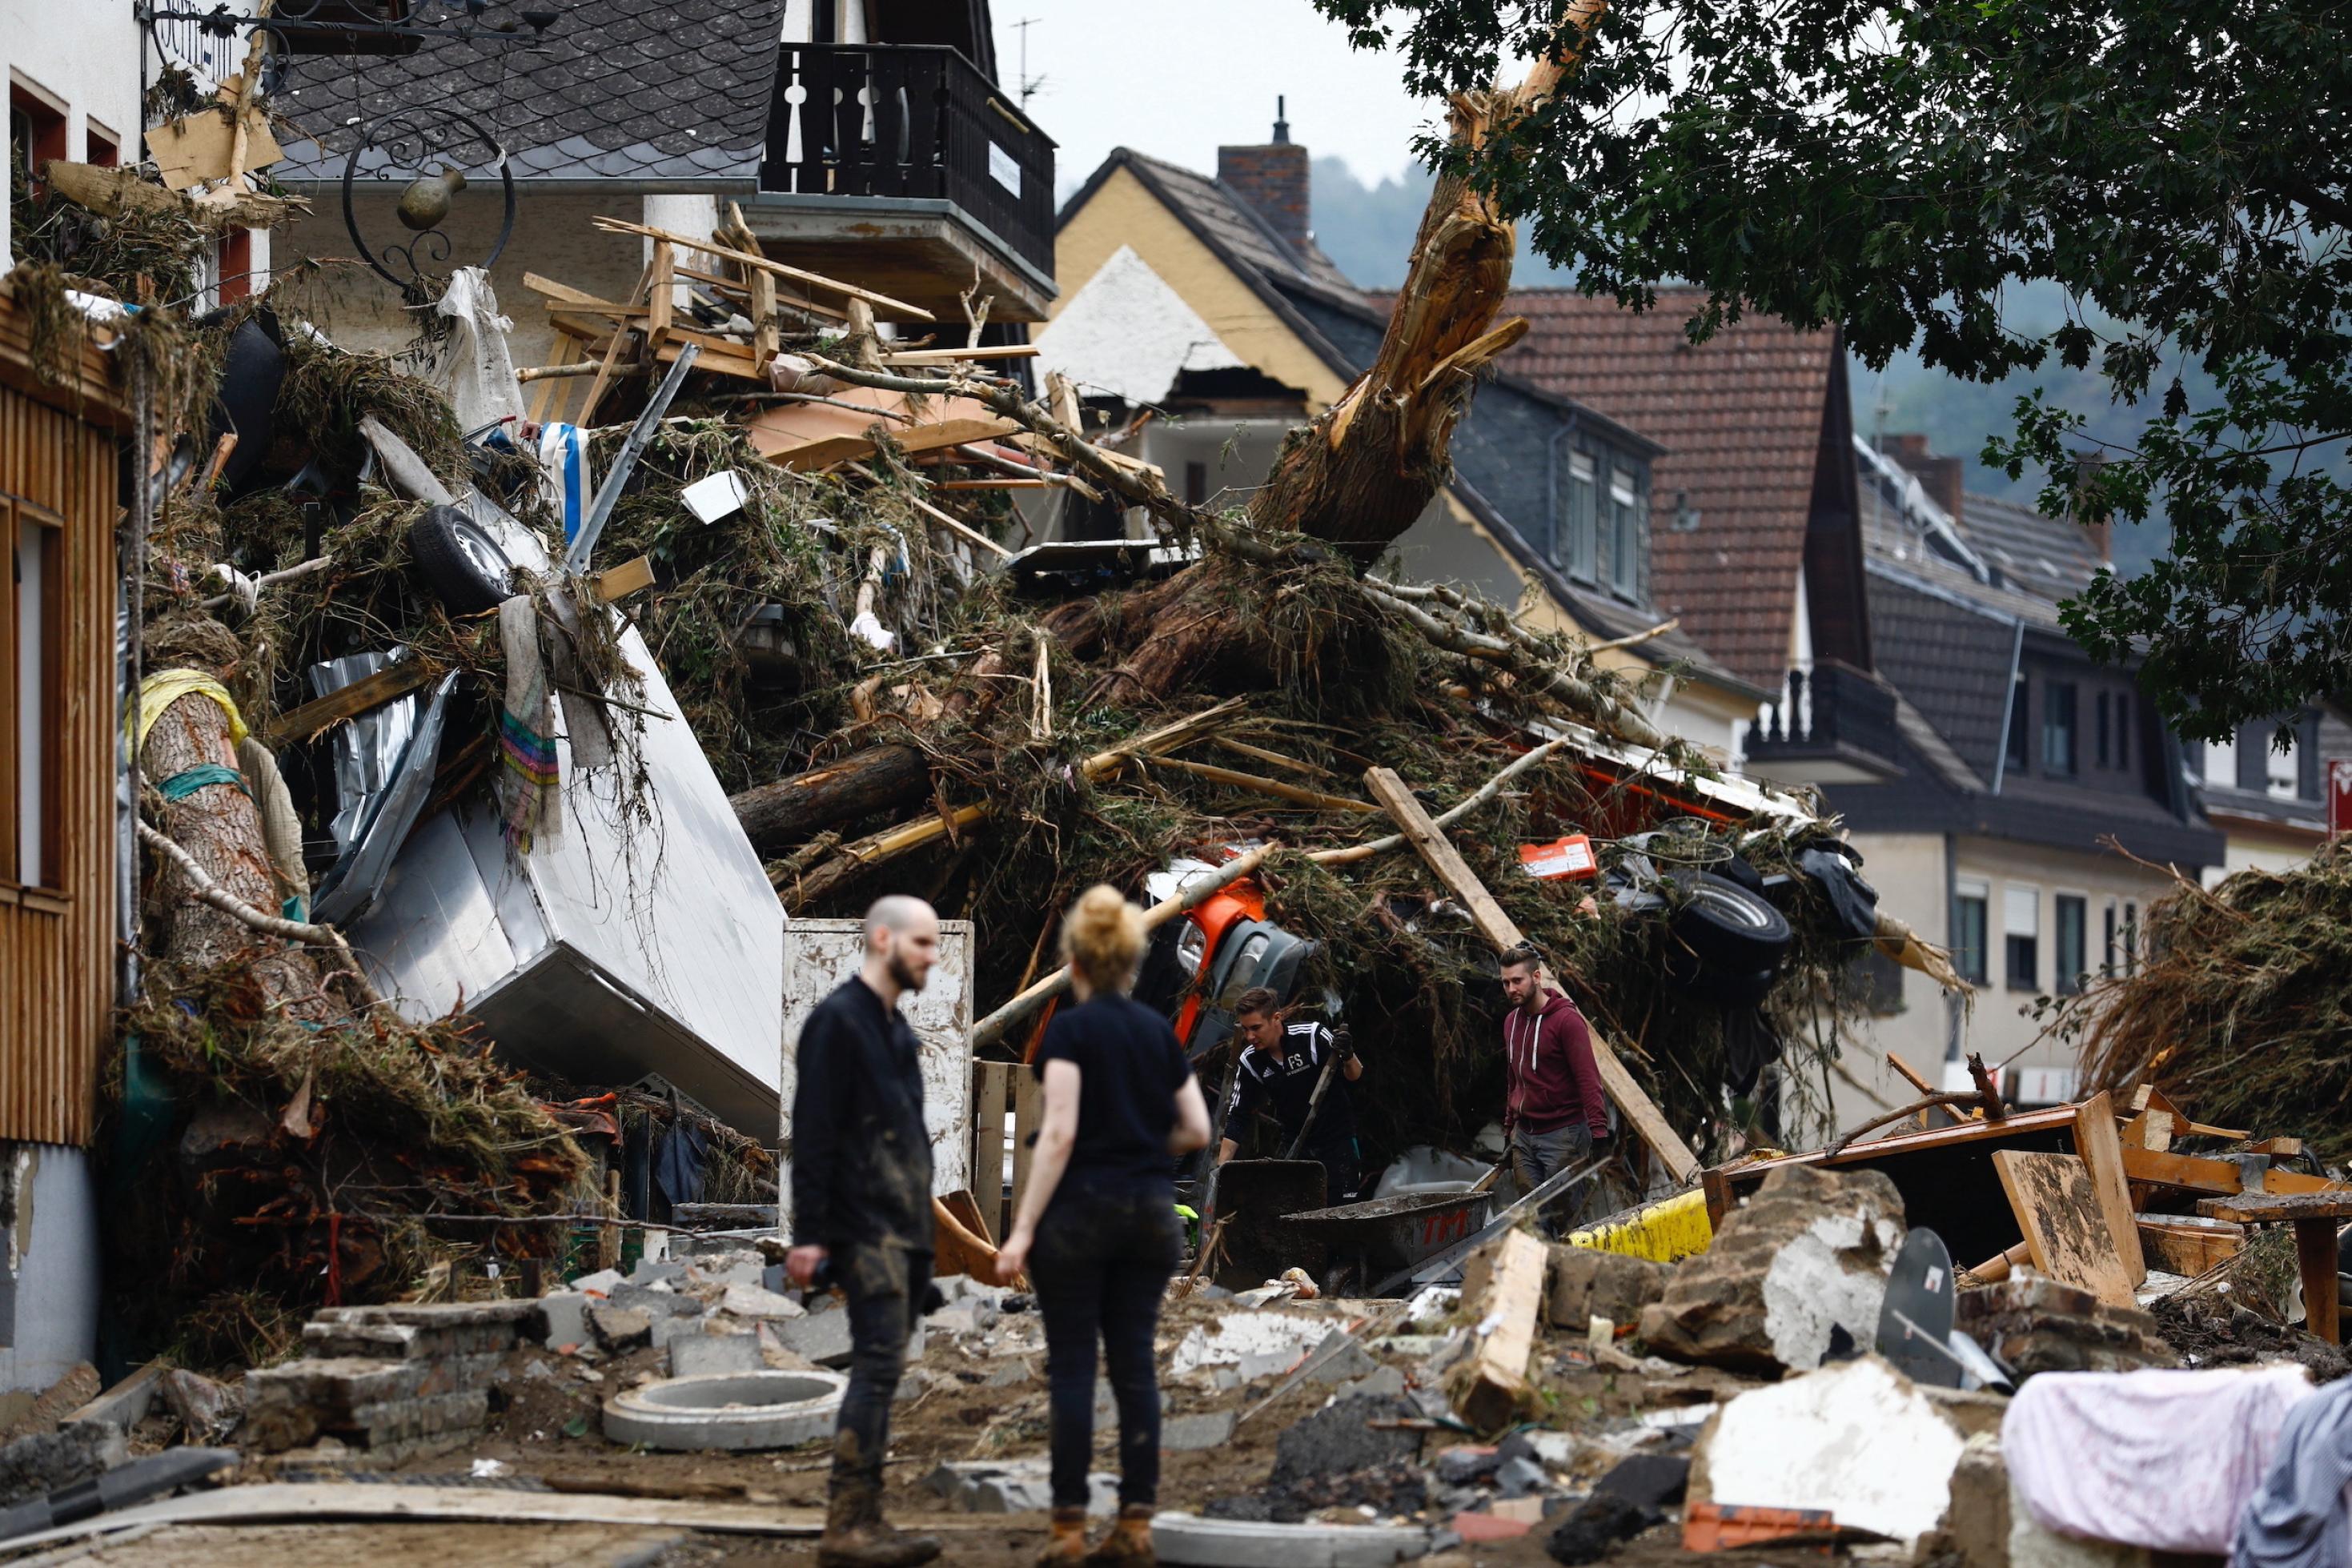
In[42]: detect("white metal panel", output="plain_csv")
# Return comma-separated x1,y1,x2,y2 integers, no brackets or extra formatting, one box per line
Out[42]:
779,919,973,1234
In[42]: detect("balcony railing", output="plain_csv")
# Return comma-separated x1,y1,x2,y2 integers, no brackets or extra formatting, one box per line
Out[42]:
1748,660,1903,772
761,42,1057,279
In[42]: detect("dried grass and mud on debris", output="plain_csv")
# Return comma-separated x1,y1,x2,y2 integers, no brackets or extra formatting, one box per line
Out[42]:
14,92,2352,1568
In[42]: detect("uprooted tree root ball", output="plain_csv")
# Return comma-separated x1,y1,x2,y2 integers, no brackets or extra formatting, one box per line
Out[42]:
107,959,595,1365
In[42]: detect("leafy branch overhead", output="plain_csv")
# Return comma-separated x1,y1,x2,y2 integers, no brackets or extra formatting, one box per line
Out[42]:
1318,0,2352,736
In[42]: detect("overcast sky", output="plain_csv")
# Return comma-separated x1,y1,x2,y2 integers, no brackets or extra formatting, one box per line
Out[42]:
989,1,1444,195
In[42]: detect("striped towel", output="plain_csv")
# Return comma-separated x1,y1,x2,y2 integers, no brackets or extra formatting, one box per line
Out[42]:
497,595,560,850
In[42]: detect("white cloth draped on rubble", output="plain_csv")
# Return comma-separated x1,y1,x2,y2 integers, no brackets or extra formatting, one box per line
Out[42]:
2004,1364,2314,1554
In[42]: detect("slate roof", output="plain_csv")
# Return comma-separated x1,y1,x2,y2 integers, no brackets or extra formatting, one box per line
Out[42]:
1492,287,1846,692
272,0,785,186
1064,150,1759,698
1865,565,2023,784
1959,490,2106,604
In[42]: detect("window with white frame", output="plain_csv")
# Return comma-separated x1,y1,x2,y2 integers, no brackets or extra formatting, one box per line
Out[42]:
2005,884,2040,991
1607,466,1640,598
1563,451,1597,582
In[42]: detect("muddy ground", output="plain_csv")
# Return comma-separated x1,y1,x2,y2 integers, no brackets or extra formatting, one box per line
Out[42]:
84,1292,1769,1566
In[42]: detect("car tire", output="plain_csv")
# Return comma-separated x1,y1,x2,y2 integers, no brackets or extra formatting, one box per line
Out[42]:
1668,871,1795,972
407,504,515,615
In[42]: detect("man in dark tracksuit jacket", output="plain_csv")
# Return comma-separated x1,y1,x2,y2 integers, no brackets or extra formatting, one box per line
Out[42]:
787,896,943,1568
1498,943,1610,1235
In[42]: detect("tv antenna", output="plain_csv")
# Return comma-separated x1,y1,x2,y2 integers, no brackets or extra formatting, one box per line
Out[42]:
1013,16,1046,106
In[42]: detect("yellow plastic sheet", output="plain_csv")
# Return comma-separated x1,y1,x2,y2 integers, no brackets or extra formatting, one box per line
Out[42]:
126,670,248,751
1566,1187,1713,1263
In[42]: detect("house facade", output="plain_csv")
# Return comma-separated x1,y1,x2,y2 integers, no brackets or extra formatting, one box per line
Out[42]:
11,2,277,303
0,281,124,1398
272,0,1054,363
1494,289,1893,783
1824,437,2222,1117
1036,119,1767,754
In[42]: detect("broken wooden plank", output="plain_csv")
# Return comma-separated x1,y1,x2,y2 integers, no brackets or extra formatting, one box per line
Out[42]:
2128,1085,2250,1141
761,415,1023,473
2122,1106,2174,1153
2073,1089,2147,1286
0,1482,853,1554
592,555,656,604
1992,1149,2136,1309
263,660,434,747
2121,1147,2346,1197
588,215,935,320
2136,1216,2243,1277
1363,764,1701,1185
1147,754,1380,814
1453,1229,1547,1434
901,491,1013,559
877,344,1041,365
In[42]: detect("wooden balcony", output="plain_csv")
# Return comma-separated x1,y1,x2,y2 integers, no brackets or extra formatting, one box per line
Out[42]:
751,43,1057,323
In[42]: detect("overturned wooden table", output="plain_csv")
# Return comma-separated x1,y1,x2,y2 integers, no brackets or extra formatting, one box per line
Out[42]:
2196,1190,2352,1343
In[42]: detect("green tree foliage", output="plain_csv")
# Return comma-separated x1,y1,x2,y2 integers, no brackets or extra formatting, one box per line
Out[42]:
1315,0,2352,739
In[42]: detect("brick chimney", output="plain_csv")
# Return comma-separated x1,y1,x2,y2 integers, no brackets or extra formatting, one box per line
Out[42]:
2072,450,2112,563
1218,97,1310,255
1884,433,1965,529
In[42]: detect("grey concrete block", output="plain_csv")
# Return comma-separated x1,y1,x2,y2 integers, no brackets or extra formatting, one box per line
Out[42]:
569,1268,625,1295
1161,1410,1235,1452
592,1306,652,1351
1150,1512,1432,1566
540,1291,592,1350
628,1258,688,1287
927,1459,1118,1517
649,1314,700,1356
984,1359,1034,1389
688,1251,765,1289
1303,1331,1380,1386
670,1332,765,1379
609,1281,703,1320
1336,1365,1407,1402
312,1301,538,1329
773,1309,855,1367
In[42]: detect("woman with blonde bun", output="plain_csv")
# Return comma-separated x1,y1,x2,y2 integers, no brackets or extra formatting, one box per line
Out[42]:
997,884,1213,1565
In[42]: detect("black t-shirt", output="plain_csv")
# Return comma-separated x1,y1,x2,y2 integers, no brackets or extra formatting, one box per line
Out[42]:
1034,993,1196,1195
1226,1020,1357,1160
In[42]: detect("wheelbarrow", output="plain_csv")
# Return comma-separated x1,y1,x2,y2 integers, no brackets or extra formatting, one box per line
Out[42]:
1279,1186,1496,1295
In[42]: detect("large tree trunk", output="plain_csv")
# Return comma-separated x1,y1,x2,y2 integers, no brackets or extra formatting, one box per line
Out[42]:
143,682,323,1007
1246,1,1601,559
730,743,933,857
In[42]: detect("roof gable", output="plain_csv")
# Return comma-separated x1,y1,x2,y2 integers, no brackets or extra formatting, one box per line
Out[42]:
1495,287,1846,690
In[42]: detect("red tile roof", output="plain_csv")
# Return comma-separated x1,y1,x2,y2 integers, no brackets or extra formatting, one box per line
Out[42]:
1493,287,1842,691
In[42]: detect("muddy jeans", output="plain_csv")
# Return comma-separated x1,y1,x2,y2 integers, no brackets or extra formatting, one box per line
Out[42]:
829,1240,933,1498
1030,1188,1183,1509
1508,1121,1595,1237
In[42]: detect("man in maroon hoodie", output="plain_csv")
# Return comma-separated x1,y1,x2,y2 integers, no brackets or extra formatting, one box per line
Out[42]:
1498,944,1610,1233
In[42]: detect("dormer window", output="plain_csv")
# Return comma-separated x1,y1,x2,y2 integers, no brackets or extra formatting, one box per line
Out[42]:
1607,466,1641,599
1562,451,1597,582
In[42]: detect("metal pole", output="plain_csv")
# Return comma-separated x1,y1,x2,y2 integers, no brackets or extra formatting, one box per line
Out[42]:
564,342,699,573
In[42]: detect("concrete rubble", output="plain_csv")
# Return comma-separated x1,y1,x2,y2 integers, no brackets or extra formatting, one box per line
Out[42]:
1639,1165,1906,1374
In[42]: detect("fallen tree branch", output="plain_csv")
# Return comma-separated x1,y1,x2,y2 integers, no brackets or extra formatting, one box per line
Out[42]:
786,698,1247,908
1314,734,1575,866
1142,753,1381,814
138,820,382,1007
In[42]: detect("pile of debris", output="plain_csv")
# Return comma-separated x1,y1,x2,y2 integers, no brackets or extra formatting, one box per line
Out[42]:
13,137,1973,1347
2054,836,2352,1164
